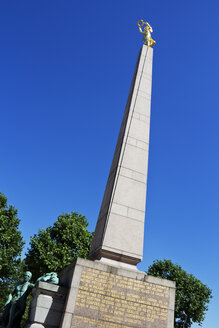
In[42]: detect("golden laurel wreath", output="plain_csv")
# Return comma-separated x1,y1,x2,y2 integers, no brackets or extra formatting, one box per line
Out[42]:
137,20,146,28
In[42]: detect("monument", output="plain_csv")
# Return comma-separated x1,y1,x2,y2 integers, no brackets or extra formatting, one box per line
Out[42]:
26,20,176,328
89,20,155,268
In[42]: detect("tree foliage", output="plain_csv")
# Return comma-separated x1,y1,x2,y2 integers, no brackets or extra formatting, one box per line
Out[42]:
147,259,212,327
0,193,25,312
25,212,93,280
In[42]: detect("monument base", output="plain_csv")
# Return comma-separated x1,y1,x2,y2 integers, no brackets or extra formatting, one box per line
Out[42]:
27,258,175,328
25,282,67,328
95,257,139,271
60,258,175,328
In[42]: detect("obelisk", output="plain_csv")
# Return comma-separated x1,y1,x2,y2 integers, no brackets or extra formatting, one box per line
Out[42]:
89,44,153,267
27,22,176,328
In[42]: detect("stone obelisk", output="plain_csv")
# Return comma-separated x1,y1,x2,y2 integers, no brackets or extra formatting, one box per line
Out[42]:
89,44,153,267
26,24,176,328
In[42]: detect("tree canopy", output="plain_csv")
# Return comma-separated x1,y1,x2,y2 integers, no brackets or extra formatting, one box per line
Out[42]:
0,192,25,312
147,259,212,327
25,212,93,280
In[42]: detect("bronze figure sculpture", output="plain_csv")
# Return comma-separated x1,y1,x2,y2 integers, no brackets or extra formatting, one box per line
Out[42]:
0,271,34,328
137,19,156,47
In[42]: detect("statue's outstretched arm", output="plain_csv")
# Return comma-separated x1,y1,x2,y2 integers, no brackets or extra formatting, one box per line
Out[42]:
138,27,144,34
5,291,13,306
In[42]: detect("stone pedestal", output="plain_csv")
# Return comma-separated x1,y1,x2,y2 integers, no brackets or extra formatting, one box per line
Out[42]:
59,258,175,328
26,282,67,328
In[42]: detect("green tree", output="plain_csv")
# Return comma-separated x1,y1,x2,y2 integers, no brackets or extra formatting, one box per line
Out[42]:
25,212,93,280
0,192,25,312
147,259,212,327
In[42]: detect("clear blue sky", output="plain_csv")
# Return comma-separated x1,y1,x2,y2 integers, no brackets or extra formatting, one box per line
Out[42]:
0,1,218,327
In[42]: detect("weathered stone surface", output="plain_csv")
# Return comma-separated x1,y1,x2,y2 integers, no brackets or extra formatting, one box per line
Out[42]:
26,281,67,328
59,258,175,328
89,45,153,266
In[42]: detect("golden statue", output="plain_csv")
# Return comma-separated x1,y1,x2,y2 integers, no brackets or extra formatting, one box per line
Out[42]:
137,20,156,47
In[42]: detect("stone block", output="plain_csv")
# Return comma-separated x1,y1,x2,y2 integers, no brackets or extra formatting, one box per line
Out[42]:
27,281,67,328
128,117,150,143
127,206,145,222
113,175,147,211
102,213,144,257
59,258,176,328
120,166,147,184
121,143,148,175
